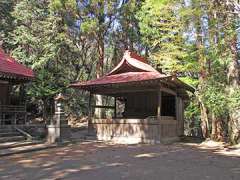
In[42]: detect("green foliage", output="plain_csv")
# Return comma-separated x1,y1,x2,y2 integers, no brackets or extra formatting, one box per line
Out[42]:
0,0,15,49
9,0,80,101
137,0,189,73
117,0,142,49
81,19,98,34
179,77,199,87
201,81,228,117
184,97,201,136
185,100,200,121
50,0,77,10
229,90,240,110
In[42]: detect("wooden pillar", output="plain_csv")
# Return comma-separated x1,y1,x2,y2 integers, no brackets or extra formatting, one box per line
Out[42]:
157,90,162,120
7,83,12,104
114,97,117,118
88,93,93,133
176,96,184,136
175,96,179,136
179,98,184,136
0,103,2,125
24,103,27,124
175,95,178,119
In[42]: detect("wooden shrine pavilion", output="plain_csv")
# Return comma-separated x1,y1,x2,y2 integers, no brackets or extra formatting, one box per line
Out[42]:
0,48,34,125
71,50,194,144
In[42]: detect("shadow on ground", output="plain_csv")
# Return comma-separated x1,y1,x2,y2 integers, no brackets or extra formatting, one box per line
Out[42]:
0,139,239,180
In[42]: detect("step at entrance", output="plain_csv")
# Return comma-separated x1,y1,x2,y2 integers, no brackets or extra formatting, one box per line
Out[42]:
0,126,26,143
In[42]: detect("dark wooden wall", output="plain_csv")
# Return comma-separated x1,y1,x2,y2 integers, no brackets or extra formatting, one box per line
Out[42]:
124,92,158,118
161,95,176,117
118,91,177,119
0,83,10,105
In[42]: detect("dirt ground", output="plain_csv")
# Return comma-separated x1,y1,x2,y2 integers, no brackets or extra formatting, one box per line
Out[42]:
0,141,239,180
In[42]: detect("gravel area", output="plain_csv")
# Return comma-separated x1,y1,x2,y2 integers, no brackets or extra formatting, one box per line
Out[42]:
0,141,239,180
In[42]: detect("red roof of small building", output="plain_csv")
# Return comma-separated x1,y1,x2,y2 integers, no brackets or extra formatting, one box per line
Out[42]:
71,50,171,89
0,48,34,80
74,72,170,87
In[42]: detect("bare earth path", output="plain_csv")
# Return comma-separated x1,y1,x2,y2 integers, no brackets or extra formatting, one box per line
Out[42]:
0,141,239,180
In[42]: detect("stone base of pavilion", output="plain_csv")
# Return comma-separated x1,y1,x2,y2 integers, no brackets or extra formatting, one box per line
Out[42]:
90,117,180,144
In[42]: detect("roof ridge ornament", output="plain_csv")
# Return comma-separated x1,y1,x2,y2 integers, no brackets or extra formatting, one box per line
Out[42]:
123,50,131,58
107,50,157,76
124,50,148,64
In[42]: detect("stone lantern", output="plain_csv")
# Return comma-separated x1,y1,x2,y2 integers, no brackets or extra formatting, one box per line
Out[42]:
47,93,71,143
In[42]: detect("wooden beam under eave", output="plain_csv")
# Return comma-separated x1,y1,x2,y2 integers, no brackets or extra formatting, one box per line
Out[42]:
159,79,178,89
0,80,9,84
86,78,161,90
91,87,159,96
0,75,32,84
160,87,177,96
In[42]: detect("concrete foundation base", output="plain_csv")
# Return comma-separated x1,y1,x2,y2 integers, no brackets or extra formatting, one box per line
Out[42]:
47,125,71,143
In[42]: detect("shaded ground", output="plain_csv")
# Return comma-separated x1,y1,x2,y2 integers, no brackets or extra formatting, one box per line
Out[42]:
0,141,239,180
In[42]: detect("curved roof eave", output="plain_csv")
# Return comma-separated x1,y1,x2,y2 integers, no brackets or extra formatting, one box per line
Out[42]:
0,48,34,80
108,51,158,75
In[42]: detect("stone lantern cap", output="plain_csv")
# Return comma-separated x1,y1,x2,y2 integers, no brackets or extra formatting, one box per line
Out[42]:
54,93,66,101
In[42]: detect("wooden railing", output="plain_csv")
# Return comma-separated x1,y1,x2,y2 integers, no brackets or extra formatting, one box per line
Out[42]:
0,105,26,113
0,105,27,125
91,116,178,144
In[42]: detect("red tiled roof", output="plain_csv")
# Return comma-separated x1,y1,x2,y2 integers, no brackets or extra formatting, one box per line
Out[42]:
71,50,169,88
71,72,170,88
0,48,34,79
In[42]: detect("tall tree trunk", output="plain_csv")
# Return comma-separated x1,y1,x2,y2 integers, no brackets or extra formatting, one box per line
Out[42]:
93,1,105,119
197,35,210,139
199,100,210,138
193,0,211,139
228,37,240,144
216,118,224,141
211,113,224,141
211,113,217,140
95,33,104,119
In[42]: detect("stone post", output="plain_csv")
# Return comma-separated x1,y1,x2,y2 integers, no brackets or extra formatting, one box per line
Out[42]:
47,93,71,143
